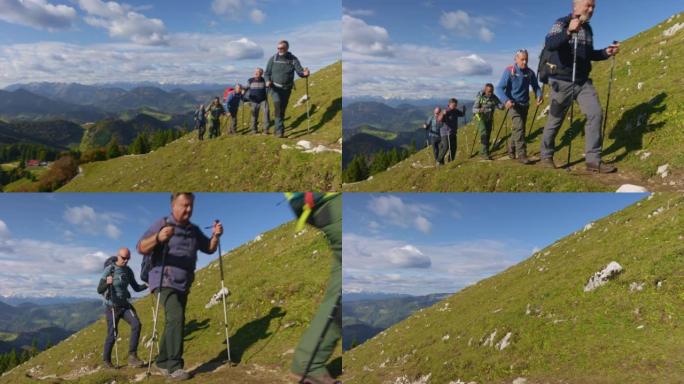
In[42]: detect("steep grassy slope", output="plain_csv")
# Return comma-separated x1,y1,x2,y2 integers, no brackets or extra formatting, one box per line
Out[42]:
345,13,684,192
343,193,684,383
1,221,340,383
59,62,342,192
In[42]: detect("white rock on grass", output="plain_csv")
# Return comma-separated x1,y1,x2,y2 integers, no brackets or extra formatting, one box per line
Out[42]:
616,184,649,193
513,379,528,384
629,282,645,292
496,332,513,351
254,233,263,242
637,82,644,90
638,151,651,160
663,22,684,37
657,164,670,178
442,334,450,341
583,222,595,232
393,373,432,384
296,140,312,150
482,330,497,347
584,261,623,292
205,287,230,309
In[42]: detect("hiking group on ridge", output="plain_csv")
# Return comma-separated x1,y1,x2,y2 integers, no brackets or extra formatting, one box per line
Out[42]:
424,0,621,174
194,40,311,140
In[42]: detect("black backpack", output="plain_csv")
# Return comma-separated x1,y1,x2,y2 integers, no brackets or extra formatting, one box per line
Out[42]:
140,217,169,283
102,257,117,300
537,45,555,85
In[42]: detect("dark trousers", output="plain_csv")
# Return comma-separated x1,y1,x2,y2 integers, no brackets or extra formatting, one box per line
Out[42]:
438,133,457,163
430,136,441,163
270,87,292,137
156,288,188,373
196,121,206,140
227,107,238,134
104,306,141,362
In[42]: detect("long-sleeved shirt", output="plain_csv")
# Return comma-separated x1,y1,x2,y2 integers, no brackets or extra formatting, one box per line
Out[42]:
425,115,443,140
97,263,146,308
244,77,268,103
264,52,306,90
495,64,542,106
473,93,503,122
442,107,465,136
545,14,610,83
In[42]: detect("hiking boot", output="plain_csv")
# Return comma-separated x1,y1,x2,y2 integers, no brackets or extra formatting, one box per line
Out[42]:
518,155,533,165
168,369,191,381
289,372,341,384
507,145,516,159
586,162,617,173
128,353,144,368
539,158,556,169
154,362,169,376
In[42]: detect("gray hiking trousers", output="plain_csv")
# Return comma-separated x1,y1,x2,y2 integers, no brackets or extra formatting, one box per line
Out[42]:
541,78,603,164
509,104,529,157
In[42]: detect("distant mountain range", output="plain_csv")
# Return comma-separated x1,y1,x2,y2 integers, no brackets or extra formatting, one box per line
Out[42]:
342,292,452,350
0,298,102,354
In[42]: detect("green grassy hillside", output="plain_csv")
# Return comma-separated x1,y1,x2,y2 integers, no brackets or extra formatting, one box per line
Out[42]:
345,13,684,192
343,192,684,383
59,62,342,192
0,221,340,383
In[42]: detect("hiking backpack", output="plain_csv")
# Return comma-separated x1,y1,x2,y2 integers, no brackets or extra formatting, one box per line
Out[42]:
102,256,117,300
222,87,235,103
140,217,170,283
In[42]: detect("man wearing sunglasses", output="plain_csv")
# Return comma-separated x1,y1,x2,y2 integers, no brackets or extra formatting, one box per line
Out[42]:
97,247,148,369
264,40,310,138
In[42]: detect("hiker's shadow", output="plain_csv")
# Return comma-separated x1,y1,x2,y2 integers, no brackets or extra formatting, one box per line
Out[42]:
289,97,342,139
189,307,286,375
556,117,584,157
603,92,667,163
184,319,210,342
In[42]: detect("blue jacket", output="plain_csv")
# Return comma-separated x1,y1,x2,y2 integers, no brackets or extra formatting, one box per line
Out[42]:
425,115,443,140
545,15,610,83
225,91,243,112
496,64,542,106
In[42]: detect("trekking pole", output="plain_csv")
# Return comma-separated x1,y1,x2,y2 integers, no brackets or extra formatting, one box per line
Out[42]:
207,220,232,363
490,108,509,154
110,286,119,368
567,33,579,169
601,41,618,152
469,122,478,158
146,220,170,378
299,295,341,384
527,85,543,139
305,77,311,134
447,133,452,163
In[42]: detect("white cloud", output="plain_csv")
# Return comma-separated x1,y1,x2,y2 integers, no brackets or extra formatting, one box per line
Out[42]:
342,15,392,57
212,0,266,25
0,19,339,87
0,219,9,239
63,205,123,239
344,233,529,295
0,0,77,31
342,7,374,17
386,245,431,268
440,10,495,43
77,0,169,46
249,8,265,24
368,195,434,233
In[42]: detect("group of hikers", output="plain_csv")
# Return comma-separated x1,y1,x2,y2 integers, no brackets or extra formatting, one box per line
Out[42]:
194,40,311,140
98,192,341,384
425,0,621,173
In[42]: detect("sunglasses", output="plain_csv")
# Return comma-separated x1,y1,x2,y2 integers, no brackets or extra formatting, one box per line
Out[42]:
277,46,287,51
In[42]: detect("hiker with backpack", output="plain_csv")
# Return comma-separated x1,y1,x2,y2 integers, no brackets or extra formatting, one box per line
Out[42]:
224,84,244,135
97,247,148,369
206,97,225,139
244,67,271,134
284,193,341,384
539,0,620,172
441,98,466,163
194,104,207,141
265,40,310,138
495,49,543,165
137,193,223,381
473,83,504,160
423,107,444,166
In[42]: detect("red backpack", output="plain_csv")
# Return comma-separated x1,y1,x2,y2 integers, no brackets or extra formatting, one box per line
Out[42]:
222,87,235,103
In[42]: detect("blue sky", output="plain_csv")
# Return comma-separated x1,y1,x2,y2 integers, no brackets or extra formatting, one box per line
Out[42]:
0,193,295,298
0,0,340,87
343,0,684,99
343,193,647,296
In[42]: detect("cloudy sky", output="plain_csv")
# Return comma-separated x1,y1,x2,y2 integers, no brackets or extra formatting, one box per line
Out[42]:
343,193,647,296
343,0,683,99
0,0,340,87
0,193,294,298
